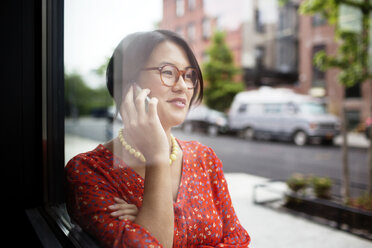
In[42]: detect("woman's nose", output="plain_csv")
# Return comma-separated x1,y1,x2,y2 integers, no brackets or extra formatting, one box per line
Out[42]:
173,74,188,91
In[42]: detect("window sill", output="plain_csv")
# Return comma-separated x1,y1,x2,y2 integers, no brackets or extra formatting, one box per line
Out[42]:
26,204,101,248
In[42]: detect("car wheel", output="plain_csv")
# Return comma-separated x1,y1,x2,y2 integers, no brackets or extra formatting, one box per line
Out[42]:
293,130,307,146
242,127,255,140
207,125,218,136
183,122,193,133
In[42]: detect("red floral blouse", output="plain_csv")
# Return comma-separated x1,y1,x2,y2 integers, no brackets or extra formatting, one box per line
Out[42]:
65,139,250,248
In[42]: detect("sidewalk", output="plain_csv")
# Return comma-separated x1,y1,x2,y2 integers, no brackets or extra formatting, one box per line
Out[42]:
225,173,371,248
334,132,369,149
65,134,371,248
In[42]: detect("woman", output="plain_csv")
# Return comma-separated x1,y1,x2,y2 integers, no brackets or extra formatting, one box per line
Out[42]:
65,30,250,248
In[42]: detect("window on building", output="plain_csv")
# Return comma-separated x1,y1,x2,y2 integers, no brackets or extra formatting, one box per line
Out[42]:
188,0,196,11
279,11,285,31
255,46,265,69
187,22,196,42
255,9,265,33
312,45,326,88
312,13,327,27
175,26,184,38
346,110,361,130
202,17,211,40
176,0,185,17
277,40,297,73
345,83,361,98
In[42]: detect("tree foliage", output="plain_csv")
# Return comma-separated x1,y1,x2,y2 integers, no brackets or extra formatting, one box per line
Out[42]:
202,31,244,112
299,0,371,87
65,72,112,117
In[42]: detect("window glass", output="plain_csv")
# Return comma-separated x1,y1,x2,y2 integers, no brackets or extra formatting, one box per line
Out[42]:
312,13,327,27
345,82,361,98
298,102,326,115
175,26,184,37
176,0,185,17
312,45,326,88
255,9,265,33
238,103,248,113
188,0,196,11
202,17,211,39
187,22,196,42
62,0,369,246
264,103,282,114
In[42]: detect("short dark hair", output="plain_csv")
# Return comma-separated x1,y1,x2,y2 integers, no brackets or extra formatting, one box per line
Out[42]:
106,30,203,111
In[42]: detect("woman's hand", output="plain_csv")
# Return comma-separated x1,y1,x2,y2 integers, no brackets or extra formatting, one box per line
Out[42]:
120,85,174,247
120,85,169,166
109,197,139,221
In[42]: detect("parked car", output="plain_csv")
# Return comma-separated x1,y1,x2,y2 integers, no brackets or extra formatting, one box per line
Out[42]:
366,117,372,139
182,105,228,136
228,87,341,146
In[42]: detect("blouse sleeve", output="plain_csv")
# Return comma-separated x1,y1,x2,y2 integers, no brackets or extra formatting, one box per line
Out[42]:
202,146,251,248
64,154,162,248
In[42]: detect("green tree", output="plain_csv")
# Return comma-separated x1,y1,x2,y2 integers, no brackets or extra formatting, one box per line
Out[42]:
202,31,244,112
65,72,112,117
282,0,372,199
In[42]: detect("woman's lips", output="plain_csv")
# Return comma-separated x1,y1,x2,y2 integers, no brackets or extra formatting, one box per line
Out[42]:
167,98,186,108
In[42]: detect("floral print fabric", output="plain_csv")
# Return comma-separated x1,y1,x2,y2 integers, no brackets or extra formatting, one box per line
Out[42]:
65,139,250,248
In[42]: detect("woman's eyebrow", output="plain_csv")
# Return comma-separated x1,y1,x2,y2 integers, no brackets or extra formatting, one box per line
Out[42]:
158,61,193,69
158,61,173,66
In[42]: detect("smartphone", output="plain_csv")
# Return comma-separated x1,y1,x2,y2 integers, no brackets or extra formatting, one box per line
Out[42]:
134,83,150,112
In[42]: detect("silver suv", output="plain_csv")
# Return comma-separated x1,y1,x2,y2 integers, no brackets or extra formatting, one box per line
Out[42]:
228,87,340,146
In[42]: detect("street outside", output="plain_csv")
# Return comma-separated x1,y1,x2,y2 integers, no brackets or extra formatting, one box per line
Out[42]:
66,117,369,197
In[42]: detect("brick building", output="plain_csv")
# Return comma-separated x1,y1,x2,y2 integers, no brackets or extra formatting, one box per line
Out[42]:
159,0,243,67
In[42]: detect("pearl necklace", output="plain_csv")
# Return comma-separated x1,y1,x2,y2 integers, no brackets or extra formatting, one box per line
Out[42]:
118,128,179,165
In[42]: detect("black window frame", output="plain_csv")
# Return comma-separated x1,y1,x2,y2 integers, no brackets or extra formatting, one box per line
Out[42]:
20,0,101,246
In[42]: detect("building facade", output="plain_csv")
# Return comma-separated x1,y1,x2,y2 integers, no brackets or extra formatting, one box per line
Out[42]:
241,0,299,88
160,0,243,67
160,0,370,127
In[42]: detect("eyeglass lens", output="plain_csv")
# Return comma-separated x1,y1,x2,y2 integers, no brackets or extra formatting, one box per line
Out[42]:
160,65,197,88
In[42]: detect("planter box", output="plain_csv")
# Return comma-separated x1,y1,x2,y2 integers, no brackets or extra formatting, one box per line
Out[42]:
285,192,372,233
253,180,372,240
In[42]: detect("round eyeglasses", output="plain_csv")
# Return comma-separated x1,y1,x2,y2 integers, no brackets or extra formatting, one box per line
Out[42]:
142,64,198,89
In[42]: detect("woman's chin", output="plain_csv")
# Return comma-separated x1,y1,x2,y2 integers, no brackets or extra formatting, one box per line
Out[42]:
161,115,187,130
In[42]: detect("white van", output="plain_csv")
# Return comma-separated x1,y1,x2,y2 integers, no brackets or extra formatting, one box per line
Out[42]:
228,87,340,146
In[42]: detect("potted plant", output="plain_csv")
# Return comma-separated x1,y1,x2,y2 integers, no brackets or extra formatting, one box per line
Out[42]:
311,176,332,199
286,173,309,205
348,193,372,212
286,173,308,193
